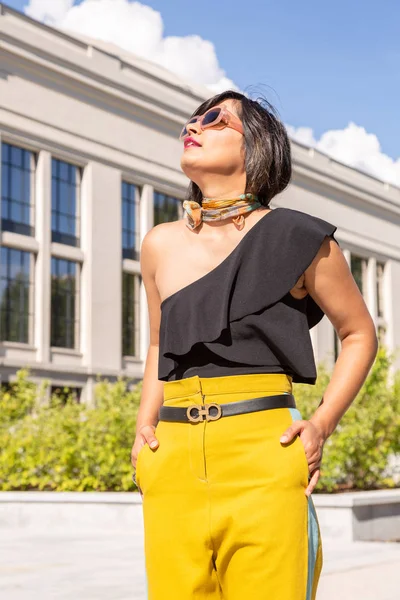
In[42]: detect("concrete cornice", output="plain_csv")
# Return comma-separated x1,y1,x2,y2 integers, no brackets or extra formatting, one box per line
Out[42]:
0,3,209,127
291,144,400,219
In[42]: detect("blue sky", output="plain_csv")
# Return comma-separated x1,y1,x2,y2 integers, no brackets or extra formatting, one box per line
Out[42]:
141,0,400,161
4,0,400,184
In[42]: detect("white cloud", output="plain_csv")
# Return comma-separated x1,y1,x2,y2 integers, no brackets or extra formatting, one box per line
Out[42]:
23,0,237,92
25,0,74,24
285,125,317,148
287,122,400,187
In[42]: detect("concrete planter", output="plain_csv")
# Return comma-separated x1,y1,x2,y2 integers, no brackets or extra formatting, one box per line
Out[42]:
313,489,400,542
1,489,399,542
0,491,143,533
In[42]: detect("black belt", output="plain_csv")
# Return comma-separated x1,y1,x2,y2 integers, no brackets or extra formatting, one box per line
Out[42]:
158,393,296,423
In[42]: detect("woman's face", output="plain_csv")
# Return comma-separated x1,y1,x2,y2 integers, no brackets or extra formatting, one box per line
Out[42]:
180,99,246,190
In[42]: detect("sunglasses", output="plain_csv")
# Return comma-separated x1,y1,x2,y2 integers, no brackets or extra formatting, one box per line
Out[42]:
179,106,244,140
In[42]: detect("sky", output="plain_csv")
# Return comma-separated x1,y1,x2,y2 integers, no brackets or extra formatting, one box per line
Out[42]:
3,0,400,186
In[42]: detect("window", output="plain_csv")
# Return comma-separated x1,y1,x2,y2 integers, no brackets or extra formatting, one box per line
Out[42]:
122,272,141,356
154,191,181,225
376,261,387,347
51,158,81,246
350,255,368,294
377,325,386,346
349,253,388,350
51,257,79,349
122,182,140,260
0,382,14,394
50,385,81,404
0,247,34,343
1,142,35,236
376,261,385,318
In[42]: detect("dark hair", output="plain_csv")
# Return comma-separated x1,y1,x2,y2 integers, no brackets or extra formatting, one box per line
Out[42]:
185,90,292,207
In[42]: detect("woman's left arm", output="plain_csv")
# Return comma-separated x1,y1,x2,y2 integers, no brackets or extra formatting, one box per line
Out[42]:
280,235,379,495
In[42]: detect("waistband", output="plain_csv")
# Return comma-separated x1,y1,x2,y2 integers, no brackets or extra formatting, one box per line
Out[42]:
163,373,293,402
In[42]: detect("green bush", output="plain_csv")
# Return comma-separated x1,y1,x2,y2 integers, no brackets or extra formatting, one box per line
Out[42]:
0,368,46,425
0,374,142,491
0,346,399,493
294,345,400,492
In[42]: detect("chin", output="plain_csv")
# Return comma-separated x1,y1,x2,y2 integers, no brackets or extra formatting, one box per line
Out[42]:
180,156,203,177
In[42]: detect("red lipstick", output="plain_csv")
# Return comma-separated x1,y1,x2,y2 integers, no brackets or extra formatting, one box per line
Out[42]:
184,137,201,148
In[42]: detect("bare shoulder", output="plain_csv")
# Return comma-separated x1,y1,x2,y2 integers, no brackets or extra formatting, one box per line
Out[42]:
140,221,184,345
141,220,183,273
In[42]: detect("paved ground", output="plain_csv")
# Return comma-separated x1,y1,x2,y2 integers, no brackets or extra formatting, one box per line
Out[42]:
1,527,399,599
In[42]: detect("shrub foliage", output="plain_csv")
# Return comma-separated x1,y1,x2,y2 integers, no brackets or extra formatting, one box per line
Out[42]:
0,346,399,493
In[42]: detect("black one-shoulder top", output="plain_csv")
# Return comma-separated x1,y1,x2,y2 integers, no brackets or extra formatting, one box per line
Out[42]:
158,206,339,385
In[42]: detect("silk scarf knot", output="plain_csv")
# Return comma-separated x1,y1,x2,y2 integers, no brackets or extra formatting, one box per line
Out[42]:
182,194,262,231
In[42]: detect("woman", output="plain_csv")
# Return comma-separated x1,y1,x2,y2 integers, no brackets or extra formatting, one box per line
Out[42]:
131,90,378,599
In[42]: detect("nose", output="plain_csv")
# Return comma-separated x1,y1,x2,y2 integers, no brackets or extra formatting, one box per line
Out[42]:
186,120,201,136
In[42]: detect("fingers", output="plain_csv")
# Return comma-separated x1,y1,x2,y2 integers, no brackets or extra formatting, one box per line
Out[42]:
280,420,304,443
138,424,159,449
131,425,160,469
130,440,145,469
146,435,159,449
305,468,320,496
131,449,140,469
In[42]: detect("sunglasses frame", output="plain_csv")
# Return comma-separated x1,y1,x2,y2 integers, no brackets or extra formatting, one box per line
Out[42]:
179,106,244,140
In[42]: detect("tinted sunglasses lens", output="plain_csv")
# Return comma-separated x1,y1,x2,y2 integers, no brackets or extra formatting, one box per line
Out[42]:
202,108,221,126
180,117,198,138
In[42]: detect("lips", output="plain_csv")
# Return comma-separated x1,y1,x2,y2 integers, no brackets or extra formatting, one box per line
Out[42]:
184,137,201,148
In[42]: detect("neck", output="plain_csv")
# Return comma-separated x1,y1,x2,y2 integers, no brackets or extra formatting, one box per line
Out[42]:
201,190,245,201
195,178,246,200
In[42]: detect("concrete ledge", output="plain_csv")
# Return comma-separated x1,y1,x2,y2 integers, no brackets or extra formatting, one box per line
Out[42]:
313,489,400,542
0,491,143,504
1,490,400,541
0,491,143,532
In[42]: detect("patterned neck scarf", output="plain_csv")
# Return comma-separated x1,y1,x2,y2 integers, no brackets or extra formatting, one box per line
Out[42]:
182,193,262,231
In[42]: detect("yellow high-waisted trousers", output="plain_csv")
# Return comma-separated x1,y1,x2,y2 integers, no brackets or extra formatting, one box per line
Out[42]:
135,373,323,599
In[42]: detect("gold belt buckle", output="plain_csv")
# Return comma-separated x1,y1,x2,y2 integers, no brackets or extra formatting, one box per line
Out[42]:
186,403,222,423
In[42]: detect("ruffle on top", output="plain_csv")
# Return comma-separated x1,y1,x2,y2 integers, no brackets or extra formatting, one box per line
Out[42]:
158,207,339,382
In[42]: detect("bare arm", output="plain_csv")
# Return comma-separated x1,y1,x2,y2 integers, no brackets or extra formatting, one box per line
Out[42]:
131,227,165,467
279,235,378,496
305,236,379,439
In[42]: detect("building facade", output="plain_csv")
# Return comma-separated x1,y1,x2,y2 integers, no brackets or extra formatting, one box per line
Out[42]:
1,5,400,403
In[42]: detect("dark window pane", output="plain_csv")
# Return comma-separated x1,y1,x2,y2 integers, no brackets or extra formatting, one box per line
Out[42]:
11,199,21,222
51,158,80,247
59,161,67,181
376,262,385,318
0,247,33,343
51,257,78,349
10,145,22,167
1,168,9,199
1,142,35,236
350,255,366,295
154,191,181,225
50,385,81,405
122,272,140,356
121,182,140,261
10,169,22,202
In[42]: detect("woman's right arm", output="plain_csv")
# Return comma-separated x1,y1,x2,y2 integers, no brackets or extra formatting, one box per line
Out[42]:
131,226,165,469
